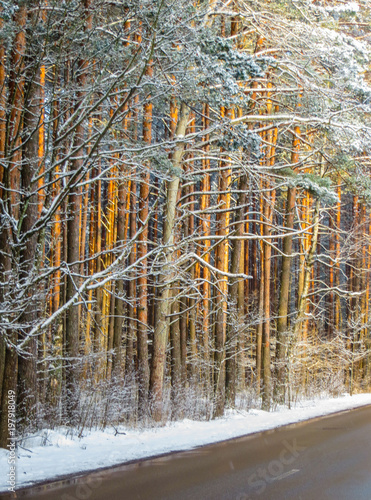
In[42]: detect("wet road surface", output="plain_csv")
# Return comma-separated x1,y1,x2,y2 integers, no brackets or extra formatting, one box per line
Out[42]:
4,404,371,500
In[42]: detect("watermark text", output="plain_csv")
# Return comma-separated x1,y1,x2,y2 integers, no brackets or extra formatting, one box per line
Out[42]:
7,390,17,493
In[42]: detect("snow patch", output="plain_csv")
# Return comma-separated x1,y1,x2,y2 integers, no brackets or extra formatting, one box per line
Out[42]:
1,393,371,492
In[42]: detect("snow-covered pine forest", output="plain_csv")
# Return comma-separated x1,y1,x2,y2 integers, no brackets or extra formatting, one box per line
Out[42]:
1,0,371,445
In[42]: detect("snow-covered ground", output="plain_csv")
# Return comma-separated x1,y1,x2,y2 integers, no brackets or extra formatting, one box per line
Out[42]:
1,393,371,492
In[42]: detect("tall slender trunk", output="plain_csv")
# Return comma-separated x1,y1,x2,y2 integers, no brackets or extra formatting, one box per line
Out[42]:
169,95,182,410
328,211,335,338
226,175,247,406
256,195,264,395
17,69,41,430
170,293,182,417
335,178,342,333
125,95,138,385
261,180,275,409
0,5,27,447
65,0,92,422
187,113,197,382
275,125,300,402
149,103,190,422
111,174,129,378
125,180,137,381
262,90,279,409
294,198,321,386
0,15,7,414
213,109,232,418
137,61,153,418
93,158,103,353
200,104,211,391
179,296,188,386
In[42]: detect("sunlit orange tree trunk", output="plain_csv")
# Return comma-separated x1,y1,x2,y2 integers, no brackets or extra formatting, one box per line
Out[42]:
137,60,153,418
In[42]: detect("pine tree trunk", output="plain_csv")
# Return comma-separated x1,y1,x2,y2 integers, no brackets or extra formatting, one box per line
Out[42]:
275,125,300,402
200,104,211,392
226,175,247,406
0,4,27,447
65,0,92,422
0,14,7,425
213,118,232,418
111,175,128,378
17,64,41,431
150,103,190,422
170,294,182,418
125,181,136,382
294,198,321,386
137,62,153,418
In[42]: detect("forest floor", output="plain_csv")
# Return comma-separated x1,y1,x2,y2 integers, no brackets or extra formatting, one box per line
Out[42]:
1,393,371,492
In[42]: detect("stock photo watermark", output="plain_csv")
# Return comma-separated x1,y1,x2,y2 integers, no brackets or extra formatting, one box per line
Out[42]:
59,450,126,500
236,438,307,500
6,390,17,494
60,473,104,500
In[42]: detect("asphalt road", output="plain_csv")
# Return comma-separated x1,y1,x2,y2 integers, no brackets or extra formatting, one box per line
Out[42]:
5,404,371,500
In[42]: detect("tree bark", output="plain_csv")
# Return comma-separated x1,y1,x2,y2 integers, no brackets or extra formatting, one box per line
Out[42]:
0,4,27,447
16,60,41,431
213,111,232,418
137,61,153,418
125,181,136,382
150,102,190,422
64,0,92,423
275,125,300,402
111,174,129,378
226,175,247,406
